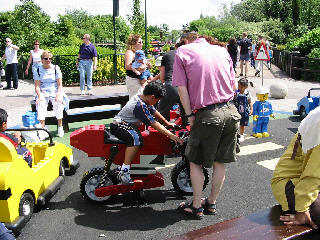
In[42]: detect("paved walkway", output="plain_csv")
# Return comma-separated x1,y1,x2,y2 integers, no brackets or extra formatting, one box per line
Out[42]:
1,62,320,128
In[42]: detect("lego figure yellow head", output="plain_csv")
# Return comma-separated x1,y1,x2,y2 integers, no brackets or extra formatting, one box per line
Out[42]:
256,86,270,102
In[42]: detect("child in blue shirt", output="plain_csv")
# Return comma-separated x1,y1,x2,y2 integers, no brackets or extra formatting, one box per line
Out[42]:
131,50,153,87
235,78,253,142
110,81,183,185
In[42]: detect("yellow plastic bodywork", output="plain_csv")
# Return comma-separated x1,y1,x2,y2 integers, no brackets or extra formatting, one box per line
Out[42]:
0,137,73,223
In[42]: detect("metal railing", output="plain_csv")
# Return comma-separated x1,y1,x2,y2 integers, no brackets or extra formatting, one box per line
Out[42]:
17,53,126,85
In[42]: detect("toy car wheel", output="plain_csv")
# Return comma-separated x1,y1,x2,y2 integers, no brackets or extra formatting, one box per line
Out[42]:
19,192,35,223
59,159,65,176
299,106,307,119
80,167,116,204
171,159,209,196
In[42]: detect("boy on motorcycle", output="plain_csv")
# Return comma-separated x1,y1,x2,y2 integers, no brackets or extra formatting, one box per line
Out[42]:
110,81,183,185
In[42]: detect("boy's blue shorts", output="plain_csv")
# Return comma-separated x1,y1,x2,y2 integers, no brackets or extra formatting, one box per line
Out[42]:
110,122,143,147
240,115,249,126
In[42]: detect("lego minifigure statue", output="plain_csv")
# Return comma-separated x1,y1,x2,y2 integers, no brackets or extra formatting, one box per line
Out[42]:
252,86,275,138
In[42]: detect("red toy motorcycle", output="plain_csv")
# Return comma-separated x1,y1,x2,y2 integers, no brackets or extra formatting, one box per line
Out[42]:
70,121,209,204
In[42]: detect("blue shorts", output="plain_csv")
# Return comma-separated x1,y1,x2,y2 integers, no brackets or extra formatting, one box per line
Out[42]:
240,115,249,126
240,53,250,61
110,122,143,147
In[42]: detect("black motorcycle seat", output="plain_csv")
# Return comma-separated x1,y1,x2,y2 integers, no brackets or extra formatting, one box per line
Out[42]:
104,130,125,144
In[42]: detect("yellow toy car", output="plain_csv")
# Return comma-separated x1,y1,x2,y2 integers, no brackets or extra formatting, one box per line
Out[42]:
0,128,79,234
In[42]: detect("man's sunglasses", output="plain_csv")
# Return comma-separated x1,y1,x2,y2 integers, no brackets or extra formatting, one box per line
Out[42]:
43,58,52,60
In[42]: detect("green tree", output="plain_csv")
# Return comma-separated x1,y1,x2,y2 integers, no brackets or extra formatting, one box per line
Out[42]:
7,0,53,52
0,11,13,51
292,0,301,25
230,0,265,22
127,0,144,36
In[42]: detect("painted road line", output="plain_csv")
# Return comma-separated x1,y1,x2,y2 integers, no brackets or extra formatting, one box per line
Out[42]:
257,158,280,170
156,163,176,170
237,142,284,156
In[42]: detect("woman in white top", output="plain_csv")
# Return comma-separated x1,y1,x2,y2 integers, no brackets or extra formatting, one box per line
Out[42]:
124,34,149,99
25,40,44,79
35,50,65,137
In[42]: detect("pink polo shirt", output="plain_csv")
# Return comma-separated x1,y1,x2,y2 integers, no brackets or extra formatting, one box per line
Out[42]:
172,38,235,111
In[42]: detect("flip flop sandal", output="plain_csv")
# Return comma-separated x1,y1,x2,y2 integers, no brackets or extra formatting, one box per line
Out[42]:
178,202,204,220
201,197,216,215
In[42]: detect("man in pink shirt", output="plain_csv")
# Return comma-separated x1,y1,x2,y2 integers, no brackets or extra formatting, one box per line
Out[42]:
173,33,241,219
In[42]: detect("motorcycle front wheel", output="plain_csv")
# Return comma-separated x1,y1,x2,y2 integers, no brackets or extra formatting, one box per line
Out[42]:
171,159,209,196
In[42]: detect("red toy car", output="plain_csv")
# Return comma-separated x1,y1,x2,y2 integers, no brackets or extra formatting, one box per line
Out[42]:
70,123,209,204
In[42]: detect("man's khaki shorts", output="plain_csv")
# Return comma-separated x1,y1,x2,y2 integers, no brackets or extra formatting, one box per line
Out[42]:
185,102,241,168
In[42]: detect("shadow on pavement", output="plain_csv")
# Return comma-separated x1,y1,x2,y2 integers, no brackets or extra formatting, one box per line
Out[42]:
45,189,186,231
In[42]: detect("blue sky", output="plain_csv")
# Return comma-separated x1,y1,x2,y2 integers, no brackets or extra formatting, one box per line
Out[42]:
0,0,240,30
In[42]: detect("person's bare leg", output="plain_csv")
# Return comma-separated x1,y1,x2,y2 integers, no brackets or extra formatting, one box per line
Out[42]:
240,60,244,75
240,125,245,135
124,146,140,165
57,119,63,127
207,162,226,204
40,120,45,128
190,161,204,208
244,60,248,76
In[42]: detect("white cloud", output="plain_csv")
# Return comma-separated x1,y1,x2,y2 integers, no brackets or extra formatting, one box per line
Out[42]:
0,0,240,30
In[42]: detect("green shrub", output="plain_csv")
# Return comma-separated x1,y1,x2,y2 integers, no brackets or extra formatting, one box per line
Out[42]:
286,27,320,56
309,48,320,58
275,45,286,51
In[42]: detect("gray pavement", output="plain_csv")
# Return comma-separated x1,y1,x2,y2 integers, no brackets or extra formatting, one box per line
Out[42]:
1,63,320,128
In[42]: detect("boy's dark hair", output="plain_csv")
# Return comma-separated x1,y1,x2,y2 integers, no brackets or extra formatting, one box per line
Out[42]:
0,108,8,125
238,78,248,86
143,81,166,99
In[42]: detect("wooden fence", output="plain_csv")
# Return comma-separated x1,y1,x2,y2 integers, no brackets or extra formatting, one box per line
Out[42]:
273,49,320,81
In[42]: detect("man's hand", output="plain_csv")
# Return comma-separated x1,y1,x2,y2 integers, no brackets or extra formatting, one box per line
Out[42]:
170,135,183,145
166,122,176,129
280,211,318,229
188,115,195,127
93,65,97,71
25,69,29,75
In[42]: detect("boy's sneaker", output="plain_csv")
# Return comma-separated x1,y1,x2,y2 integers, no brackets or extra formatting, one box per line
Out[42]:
58,126,64,138
239,134,245,143
81,90,85,95
117,170,134,185
88,90,93,95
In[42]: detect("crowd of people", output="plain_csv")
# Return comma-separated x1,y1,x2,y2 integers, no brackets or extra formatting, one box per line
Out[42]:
1,31,319,233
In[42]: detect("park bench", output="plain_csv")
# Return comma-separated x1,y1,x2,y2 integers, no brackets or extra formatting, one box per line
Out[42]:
168,205,319,240
30,92,129,132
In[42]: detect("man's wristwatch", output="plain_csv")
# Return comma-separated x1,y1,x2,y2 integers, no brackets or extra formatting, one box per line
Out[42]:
185,113,195,118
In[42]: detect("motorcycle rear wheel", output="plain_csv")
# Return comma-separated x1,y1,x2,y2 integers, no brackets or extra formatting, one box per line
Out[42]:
80,167,116,204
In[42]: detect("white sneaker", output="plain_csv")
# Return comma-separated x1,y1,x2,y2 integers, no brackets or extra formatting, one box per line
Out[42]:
117,170,134,185
81,90,85,95
58,126,64,138
88,90,93,95
239,135,245,143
